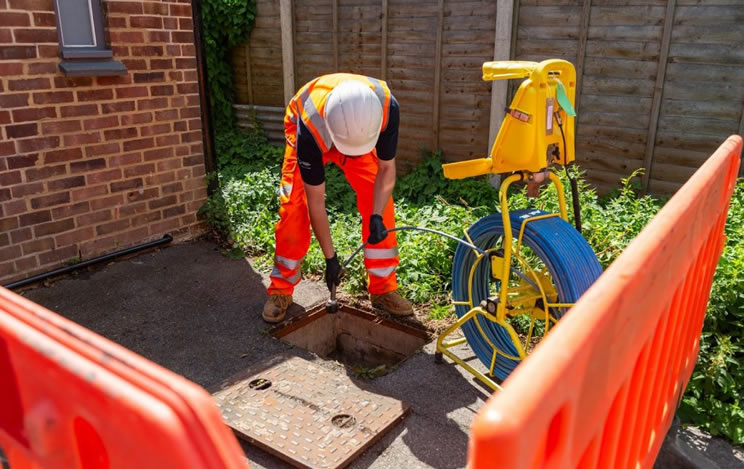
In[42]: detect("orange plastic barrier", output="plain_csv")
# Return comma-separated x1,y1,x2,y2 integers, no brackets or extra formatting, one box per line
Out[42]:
0,287,246,468
469,135,742,469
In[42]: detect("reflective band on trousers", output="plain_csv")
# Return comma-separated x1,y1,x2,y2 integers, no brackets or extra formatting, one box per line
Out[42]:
274,254,302,270
368,266,396,278
280,184,293,198
363,247,399,260
271,266,301,284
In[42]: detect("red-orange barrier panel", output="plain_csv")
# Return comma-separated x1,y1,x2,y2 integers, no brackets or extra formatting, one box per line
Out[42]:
469,135,742,469
0,287,247,468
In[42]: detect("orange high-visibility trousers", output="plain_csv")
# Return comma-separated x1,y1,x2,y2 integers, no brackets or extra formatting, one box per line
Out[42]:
267,144,399,296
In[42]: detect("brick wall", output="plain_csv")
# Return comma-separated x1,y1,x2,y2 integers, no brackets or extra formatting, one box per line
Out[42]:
0,0,208,284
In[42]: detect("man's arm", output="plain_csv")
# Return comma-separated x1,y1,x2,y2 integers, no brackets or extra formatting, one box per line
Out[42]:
372,158,396,215
304,183,336,259
372,95,400,216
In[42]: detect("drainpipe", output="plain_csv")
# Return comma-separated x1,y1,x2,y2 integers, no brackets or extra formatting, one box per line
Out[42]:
3,235,173,290
191,0,217,194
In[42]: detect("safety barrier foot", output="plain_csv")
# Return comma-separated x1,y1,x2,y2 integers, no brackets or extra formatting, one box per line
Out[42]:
434,351,443,364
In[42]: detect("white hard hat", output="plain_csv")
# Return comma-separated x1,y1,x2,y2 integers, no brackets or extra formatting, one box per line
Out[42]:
324,81,383,156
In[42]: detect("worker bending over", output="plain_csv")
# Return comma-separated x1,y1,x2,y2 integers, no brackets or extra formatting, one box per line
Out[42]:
263,73,413,323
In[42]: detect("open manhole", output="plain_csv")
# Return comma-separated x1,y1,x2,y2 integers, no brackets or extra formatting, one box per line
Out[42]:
212,354,410,469
270,303,429,374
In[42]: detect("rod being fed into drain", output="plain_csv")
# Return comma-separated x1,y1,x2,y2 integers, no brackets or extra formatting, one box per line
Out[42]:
326,283,339,313
325,225,545,313
325,226,489,314
341,226,488,271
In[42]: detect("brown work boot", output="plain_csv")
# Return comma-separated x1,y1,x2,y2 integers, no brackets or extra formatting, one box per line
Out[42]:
262,294,293,323
370,290,413,316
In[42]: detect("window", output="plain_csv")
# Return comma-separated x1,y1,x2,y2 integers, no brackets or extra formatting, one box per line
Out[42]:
53,0,127,77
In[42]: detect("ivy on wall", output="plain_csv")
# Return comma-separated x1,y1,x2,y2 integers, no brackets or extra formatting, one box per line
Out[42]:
201,0,257,129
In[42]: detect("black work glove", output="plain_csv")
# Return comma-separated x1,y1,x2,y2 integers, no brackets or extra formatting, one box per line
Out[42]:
368,214,388,245
325,253,342,292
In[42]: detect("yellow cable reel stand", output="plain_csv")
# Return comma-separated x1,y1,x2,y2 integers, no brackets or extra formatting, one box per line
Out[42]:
435,59,582,391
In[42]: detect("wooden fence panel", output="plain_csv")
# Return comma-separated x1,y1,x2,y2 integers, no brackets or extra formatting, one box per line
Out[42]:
230,0,498,171
438,0,497,162
578,0,664,194
384,0,438,168
231,0,744,192
234,105,286,145
232,0,284,107
511,0,743,194
649,3,744,194
338,2,384,87
294,0,334,88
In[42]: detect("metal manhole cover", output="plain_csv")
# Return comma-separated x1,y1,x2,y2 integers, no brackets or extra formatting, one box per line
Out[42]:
212,355,409,469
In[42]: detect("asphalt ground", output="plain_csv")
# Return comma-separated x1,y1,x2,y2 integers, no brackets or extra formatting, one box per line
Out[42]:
19,239,743,469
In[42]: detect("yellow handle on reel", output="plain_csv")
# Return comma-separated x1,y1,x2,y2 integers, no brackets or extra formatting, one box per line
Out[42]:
481,61,539,81
443,59,577,179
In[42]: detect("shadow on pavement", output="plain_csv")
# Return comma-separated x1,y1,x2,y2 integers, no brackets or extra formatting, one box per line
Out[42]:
21,240,324,389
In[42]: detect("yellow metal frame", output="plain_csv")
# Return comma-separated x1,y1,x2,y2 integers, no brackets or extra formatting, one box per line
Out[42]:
435,171,575,390
436,307,507,392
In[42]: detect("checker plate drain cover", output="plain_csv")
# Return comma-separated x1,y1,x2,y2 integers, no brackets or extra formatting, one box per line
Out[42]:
212,355,409,469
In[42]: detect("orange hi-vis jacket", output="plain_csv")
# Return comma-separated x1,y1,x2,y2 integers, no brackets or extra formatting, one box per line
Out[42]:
268,74,400,296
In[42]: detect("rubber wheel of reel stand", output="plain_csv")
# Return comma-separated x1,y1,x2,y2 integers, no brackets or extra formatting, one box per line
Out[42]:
451,209,603,382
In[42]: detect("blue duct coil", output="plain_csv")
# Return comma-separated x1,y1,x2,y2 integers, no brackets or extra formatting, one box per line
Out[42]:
451,209,603,381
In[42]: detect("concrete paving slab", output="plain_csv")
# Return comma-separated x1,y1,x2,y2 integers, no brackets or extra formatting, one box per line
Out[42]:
18,239,744,469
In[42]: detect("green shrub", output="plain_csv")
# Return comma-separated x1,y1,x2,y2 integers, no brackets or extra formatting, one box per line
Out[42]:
200,128,744,444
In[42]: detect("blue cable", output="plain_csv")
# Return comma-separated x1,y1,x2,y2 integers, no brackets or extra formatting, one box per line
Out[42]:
451,209,603,381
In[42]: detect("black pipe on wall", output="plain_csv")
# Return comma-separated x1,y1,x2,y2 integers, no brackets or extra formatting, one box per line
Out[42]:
3,235,173,290
191,0,217,194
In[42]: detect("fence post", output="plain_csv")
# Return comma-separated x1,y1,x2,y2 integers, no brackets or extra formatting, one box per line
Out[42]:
279,0,295,105
488,0,516,150
243,43,254,104
574,0,592,116
642,0,677,192
432,0,445,150
332,0,339,71
506,0,520,105
381,0,388,80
